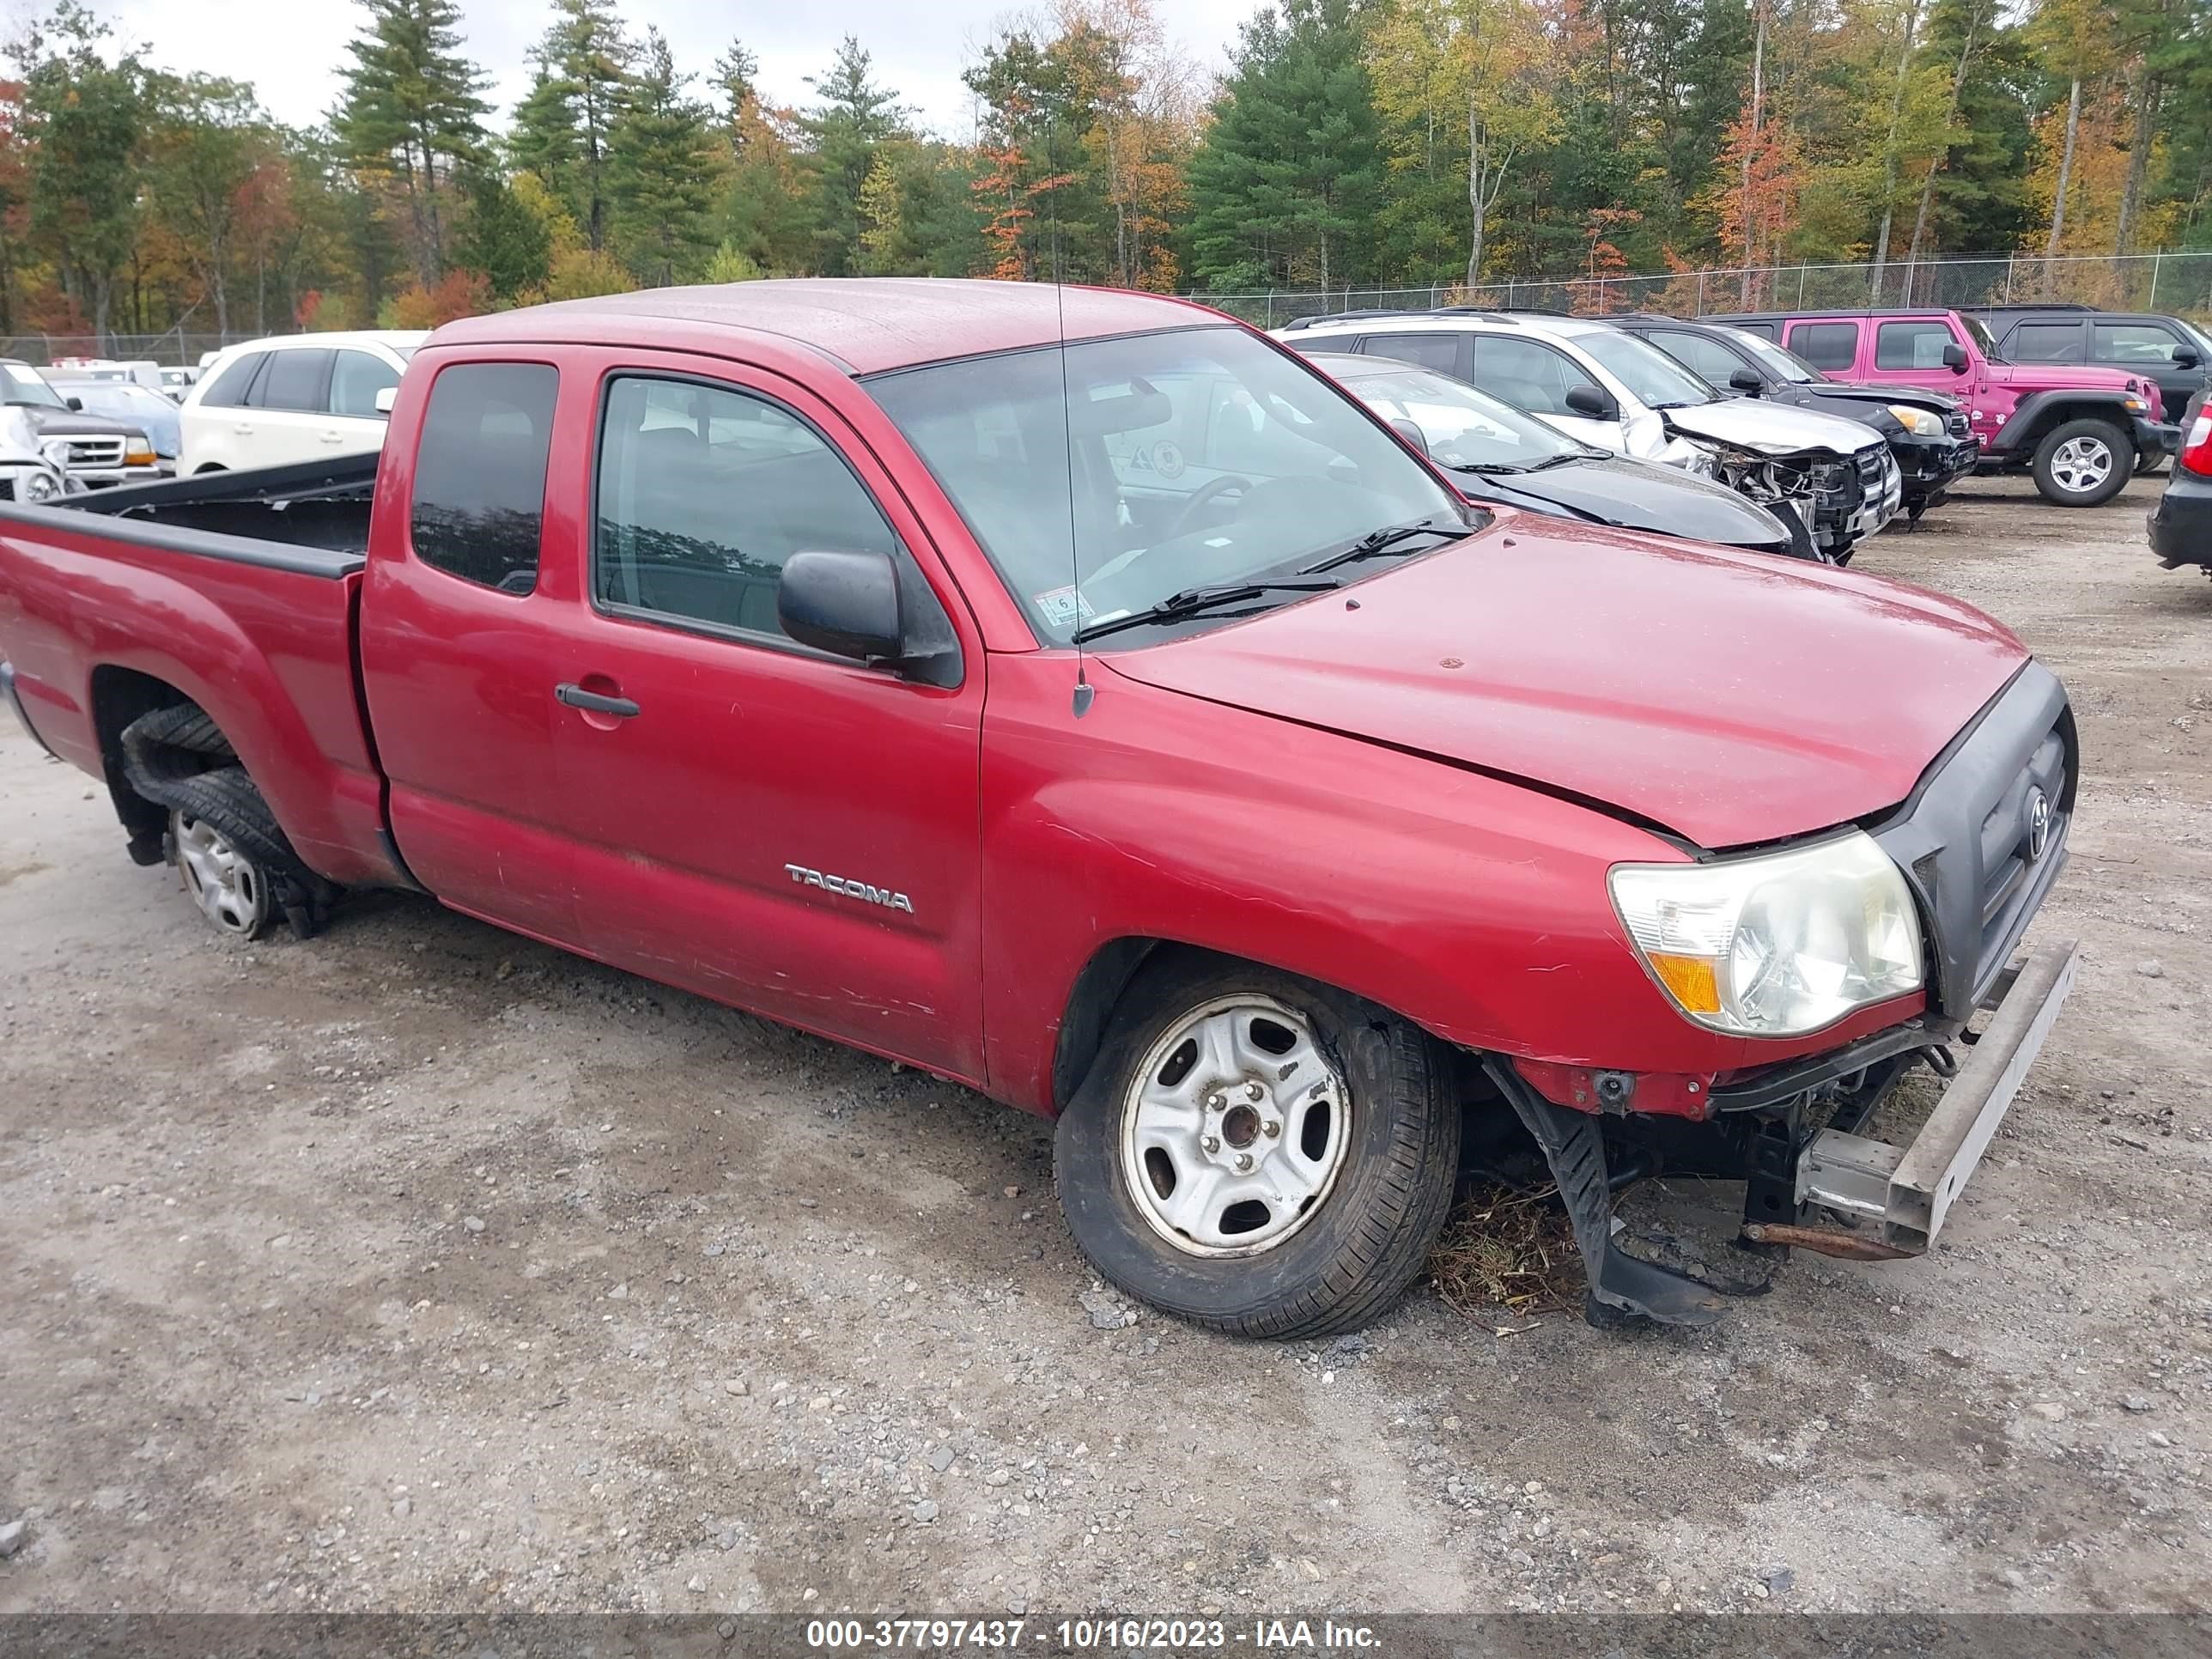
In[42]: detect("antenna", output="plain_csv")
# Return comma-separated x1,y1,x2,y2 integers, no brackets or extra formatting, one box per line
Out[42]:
1049,118,1093,719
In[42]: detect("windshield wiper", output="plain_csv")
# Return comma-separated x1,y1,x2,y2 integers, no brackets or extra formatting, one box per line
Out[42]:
1071,579,1339,644
1300,516,1464,575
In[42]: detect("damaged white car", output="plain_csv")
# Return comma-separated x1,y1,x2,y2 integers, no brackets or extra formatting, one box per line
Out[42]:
1277,308,1902,562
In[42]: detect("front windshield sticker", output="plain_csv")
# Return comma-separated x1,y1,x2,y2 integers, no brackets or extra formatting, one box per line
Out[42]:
1032,585,1095,631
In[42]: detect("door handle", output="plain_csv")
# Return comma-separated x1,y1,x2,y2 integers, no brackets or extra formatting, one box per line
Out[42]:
319,430,345,444
555,682,641,718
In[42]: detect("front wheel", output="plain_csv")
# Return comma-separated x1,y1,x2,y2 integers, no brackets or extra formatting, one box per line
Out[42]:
2031,418,2132,507
1054,957,1460,1339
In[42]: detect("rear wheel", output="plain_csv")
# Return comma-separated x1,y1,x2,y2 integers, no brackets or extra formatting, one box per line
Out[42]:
2031,418,2131,506
172,807,276,939
1054,957,1460,1338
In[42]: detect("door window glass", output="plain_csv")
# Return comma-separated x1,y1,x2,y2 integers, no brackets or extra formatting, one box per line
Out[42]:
1788,322,1860,371
2091,322,2186,365
198,352,264,408
1357,333,1461,376
1647,330,1751,386
409,362,559,595
255,349,332,411
593,375,901,641
331,349,402,417
1875,321,1960,370
1464,337,1601,416
2007,322,2085,363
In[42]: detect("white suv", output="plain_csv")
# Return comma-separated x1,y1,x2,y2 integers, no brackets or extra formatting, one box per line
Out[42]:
1276,308,1900,556
179,331,428,474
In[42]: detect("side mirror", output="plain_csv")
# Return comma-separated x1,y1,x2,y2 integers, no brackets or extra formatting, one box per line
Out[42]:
1562,385,1618,422
1728,368,1764,395
1387,416,1430,455
374,386,398,416
64,395,82,411
1941,342,1969,372
2172,346,2201,370
780,550,905,666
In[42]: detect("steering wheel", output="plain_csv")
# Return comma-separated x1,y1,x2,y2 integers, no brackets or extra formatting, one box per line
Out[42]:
1169,474,1252,539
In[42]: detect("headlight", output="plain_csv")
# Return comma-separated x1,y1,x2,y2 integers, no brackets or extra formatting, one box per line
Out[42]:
125,439,157,466
1887,404,1944,436
1608,830,1923,1036
16,469,58,502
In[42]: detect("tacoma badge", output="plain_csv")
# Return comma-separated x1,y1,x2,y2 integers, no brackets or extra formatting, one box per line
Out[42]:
784,863,915,915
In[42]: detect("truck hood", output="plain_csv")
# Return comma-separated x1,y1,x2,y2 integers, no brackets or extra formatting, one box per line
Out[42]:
1982,360,2139,393
1660,396,1881,458
1824,380,1963,413
1101,516,2028,848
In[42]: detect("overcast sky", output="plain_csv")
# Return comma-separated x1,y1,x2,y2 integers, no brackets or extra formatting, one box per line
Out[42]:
82,0,1259,139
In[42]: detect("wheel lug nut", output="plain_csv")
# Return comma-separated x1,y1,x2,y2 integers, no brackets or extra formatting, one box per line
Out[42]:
1263,1120,1281,1138
1244,1082,1264,1101
1206,1093,1224,1110
1234,1152,1254,1171
1201,1135,1220,1154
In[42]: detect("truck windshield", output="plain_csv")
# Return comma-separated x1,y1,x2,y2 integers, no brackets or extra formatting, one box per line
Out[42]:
867,325,1465,644
1961,314,2001,359
1,364,67,409
1575,330,1718,410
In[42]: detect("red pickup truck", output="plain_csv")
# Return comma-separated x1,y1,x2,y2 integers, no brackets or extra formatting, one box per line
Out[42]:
1716,307,2173,507
0,281,2080,1337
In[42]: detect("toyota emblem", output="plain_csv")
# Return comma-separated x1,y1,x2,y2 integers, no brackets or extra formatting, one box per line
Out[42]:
2026,788,2051,861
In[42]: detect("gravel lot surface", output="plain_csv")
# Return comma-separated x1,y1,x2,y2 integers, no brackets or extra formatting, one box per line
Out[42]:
0,477,2205,1617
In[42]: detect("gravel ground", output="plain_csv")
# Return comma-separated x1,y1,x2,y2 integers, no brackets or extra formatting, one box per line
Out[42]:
0,476,2206,1617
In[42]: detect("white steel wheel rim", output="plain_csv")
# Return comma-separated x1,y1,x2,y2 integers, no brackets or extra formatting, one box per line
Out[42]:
1118,994,1352,1258
2051,436,2113,495
173,810,270,937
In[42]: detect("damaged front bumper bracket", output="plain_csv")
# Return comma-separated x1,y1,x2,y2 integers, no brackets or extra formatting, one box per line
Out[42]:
1796,937,2079,1253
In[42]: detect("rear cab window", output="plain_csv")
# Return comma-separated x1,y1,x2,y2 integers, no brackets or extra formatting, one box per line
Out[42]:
409,362,560,596
1787,321,1860,372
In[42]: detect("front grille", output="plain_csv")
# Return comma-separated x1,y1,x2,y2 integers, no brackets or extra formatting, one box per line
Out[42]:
1873,665,2075,1021
1946,410,1971,438
1855,447,1886,489
64,436,125,468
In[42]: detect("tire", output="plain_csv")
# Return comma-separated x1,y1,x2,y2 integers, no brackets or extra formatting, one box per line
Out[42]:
118,706,331,939
1054,955,1460,1339
2031,418,2132,507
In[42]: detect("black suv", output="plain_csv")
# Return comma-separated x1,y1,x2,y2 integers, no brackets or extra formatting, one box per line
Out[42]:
1967,303,2209,429
1613,314,1979,521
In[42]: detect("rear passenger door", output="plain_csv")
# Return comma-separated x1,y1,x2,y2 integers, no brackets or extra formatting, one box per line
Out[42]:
541,354,988,1079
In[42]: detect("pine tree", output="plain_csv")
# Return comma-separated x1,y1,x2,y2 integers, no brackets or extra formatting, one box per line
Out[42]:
457,167,553,299
607,28,717,287
1186,0,1385,291
536,0,634,251
331,0,488,283
800,36,908,276
507,52,581,197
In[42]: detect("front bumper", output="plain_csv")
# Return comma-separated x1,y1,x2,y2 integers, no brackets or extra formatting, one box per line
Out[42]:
1795,937,2078,1251
2138,416,2181,456
72,464,172,489
1895,434,1980,507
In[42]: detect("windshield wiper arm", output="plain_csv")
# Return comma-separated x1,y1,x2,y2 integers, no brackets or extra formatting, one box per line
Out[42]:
1070,579,1339,644
1300,516,1464,575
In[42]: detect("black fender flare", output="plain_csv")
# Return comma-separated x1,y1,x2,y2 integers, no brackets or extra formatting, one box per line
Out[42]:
1997,391,2141,457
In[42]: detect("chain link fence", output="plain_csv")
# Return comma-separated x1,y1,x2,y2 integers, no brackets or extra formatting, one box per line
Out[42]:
1193,252,2212,327
0,331,274,367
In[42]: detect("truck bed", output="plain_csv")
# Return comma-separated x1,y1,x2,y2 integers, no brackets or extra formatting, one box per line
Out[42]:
0,453,401,888
52,453,380,566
